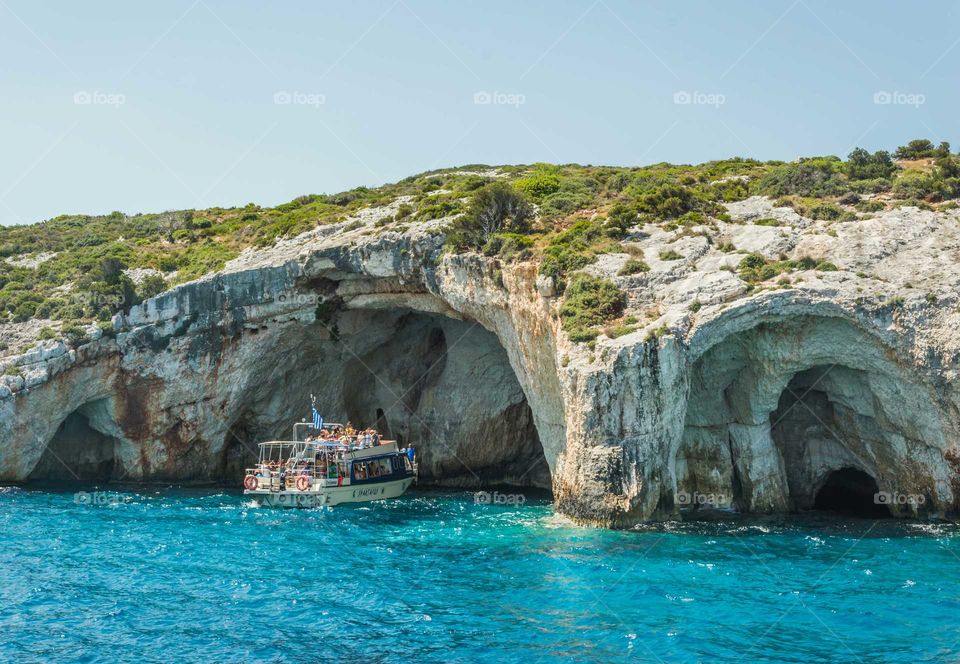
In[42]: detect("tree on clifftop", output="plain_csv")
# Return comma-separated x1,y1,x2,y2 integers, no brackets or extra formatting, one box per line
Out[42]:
845,148,897,180
447,181,533,250
893,139,951,160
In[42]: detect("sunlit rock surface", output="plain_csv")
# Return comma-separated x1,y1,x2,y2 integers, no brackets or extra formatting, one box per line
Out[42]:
3,198,960,527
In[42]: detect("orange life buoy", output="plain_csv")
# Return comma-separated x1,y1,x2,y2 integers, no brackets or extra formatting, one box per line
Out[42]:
243,474,258,490
296,475,310,491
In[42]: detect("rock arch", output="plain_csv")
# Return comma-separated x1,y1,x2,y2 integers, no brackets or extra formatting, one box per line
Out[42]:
209,284,552,490
678,307,950,517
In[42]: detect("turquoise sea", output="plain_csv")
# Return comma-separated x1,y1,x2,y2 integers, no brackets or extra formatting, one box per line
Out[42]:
1,487,958,663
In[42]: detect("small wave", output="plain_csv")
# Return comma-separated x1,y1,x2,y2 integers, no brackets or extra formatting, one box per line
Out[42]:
540,512,583,530
906,522,957,537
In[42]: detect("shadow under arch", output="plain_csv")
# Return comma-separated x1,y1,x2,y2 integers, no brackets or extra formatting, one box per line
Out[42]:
218,298,551,491
27,399,124,483
676,305,947,517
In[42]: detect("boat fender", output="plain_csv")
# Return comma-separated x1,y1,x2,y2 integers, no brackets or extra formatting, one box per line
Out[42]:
243,475,258,491
296,475,310,491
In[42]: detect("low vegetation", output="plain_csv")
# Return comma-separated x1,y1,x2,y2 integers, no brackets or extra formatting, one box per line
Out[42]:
2,138,957,344
558,275,626,342
617,259,650,276
738,253,838,285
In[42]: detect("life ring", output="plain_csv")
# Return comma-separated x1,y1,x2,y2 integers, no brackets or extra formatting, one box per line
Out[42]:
243,474,258,490
296,475,310,491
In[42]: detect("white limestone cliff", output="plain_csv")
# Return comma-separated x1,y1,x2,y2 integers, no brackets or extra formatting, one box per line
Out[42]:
2,196,959,527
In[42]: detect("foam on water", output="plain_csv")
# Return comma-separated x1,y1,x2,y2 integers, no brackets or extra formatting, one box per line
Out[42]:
0,487,958,663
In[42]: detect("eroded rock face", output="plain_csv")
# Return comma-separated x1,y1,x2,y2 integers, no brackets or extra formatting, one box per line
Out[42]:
2,199,960,527
680,314,949,517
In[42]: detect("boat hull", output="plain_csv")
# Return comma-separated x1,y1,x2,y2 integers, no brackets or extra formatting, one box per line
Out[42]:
245,477,414,508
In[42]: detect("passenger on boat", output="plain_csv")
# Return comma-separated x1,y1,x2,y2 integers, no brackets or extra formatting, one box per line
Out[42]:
372,431,380,445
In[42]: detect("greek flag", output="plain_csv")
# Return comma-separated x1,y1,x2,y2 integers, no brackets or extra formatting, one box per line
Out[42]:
311,407,323,431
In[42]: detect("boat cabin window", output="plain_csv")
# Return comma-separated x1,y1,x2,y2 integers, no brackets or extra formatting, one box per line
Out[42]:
353,458,394,480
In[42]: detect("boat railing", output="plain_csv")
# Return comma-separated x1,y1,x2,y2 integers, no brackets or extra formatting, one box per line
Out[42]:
243,444,415,491
244,465,345,491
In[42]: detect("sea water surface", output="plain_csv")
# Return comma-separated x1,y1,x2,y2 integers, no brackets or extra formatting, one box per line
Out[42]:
0,487,958,663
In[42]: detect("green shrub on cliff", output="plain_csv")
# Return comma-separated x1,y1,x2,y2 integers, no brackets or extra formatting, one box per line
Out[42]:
856,199,886,213
415,193,464,221
173,243,237,284
559,274,626,342
893,139,950,160
61,324,90,349
482,232,534,261
6,143,960,329
136,274,168,300
806,202,843,221
635,183,699,218
737,253,836,284
539,219,618,282
617,259,650,276
446,182,533,250
514,169,562,200
604,202,640,237
754,157,844,198
892,172,940,200
844,148,897,181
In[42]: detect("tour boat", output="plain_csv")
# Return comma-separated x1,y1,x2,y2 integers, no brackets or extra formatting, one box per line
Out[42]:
242,421,417,508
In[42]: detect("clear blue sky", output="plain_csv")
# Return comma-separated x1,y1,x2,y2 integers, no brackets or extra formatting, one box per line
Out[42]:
1,0,958,226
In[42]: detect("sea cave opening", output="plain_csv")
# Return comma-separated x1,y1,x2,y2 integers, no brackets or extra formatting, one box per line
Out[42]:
770,367,890,517
679,316,924,518
226,306,551,491
28,403,120,484
812,467,889,517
